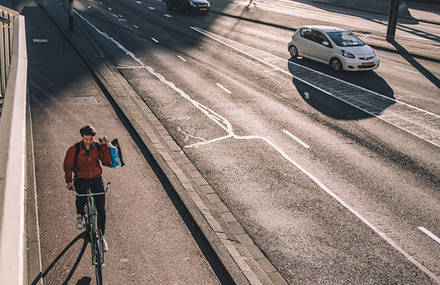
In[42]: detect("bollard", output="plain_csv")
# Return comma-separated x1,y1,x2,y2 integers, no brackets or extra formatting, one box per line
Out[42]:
68,0,73,30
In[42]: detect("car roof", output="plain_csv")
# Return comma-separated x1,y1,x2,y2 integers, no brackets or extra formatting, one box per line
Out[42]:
298,25,347,33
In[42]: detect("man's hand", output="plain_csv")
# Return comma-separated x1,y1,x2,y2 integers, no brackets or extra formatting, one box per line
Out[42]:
66,182,73,191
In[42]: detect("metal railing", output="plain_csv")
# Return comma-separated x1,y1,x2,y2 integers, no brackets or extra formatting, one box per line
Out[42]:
0,5,18,98
0,4,28,285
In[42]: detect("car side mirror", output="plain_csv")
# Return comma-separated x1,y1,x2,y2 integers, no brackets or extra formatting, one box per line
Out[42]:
322,41,330,47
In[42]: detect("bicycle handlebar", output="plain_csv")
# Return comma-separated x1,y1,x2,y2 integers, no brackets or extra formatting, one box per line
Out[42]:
73,182,111,197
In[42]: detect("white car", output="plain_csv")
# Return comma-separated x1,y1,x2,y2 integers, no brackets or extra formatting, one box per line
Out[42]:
288,25,380,71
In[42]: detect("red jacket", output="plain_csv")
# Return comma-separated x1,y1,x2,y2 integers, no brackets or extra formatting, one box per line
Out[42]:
63,141,112,183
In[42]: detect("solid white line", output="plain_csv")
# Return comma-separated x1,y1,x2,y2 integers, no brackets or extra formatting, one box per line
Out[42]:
116,65,144,69
394,66,419,74
164,14,172,17
177,55,187,62
283,130,310,149
418,227,440,245
216,83,232,94
148,6,155,9
151,37,159,43
74,14,439,282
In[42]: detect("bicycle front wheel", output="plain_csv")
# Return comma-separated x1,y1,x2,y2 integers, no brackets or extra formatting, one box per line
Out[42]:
93,230,104,285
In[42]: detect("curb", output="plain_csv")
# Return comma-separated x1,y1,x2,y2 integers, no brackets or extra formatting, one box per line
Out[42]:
37,1,288,284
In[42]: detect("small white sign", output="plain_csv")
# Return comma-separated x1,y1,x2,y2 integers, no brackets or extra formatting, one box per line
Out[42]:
33,39,48,43
74,96,99,104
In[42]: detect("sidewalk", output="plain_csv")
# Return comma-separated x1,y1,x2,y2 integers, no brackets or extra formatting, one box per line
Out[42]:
24,2,221,284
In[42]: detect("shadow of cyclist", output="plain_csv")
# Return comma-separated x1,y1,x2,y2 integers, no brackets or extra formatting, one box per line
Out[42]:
31,232,88,285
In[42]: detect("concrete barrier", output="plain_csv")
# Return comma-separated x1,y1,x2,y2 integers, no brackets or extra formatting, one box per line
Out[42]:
312,0,413,18
0,14,28,285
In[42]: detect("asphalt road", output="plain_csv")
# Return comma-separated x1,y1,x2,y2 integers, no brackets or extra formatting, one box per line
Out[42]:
59,0,439,283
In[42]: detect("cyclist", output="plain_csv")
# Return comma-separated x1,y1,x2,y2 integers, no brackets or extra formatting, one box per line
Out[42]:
63,124,112,252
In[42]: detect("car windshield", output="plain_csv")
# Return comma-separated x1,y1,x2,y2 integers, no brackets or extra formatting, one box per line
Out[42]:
326,31,365,47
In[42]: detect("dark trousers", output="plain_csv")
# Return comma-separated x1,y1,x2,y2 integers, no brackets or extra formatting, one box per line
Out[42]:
74,176,106,235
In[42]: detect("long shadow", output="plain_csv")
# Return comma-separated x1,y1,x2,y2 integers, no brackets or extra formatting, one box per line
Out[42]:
31,232,89,285
390,40,440,89
287,56,395,120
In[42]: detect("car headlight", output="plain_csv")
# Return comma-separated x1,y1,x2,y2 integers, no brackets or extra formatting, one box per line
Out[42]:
341,49,355,58
189,1,196,7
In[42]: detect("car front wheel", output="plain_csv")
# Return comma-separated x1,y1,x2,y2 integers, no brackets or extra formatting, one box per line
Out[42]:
330,58,343,72
289,45,298,58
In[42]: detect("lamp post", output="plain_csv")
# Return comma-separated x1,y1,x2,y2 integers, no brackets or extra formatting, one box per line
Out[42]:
386,0,400,42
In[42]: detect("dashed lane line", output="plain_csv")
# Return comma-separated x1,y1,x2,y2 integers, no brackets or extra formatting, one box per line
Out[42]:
216,83,232,94
283,130,310,149
151,37,159,43
177,55,187,62
418,227,440,245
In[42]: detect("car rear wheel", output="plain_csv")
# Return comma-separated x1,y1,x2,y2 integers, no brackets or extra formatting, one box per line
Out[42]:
289,45,298,58
330,58,343,72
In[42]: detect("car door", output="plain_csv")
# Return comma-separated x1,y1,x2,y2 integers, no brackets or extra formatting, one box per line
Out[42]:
296,28,313,58
307,30,333,64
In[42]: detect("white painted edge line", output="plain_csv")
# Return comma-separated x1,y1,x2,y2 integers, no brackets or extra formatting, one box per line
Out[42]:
216,83,232,94
190,27,440,120
394,66,419,74
418,227,440,245
164,14,172,17
188,26,440,282
151,37,159,43
148,6,156,9
177,55,187,62
190,26,440,149
116,65,144,69
283,130,310,149
74,13,439,282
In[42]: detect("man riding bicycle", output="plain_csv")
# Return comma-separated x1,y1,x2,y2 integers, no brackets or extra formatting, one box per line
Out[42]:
63,124,111,252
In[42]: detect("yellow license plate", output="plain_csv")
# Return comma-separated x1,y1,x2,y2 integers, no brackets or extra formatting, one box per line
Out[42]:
200,7,208,10
362,62,374,67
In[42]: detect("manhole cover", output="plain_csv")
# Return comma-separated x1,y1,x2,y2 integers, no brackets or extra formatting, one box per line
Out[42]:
74,96,99,104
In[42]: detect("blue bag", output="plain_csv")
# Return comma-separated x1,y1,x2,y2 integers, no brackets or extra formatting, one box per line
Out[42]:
106,143,121,168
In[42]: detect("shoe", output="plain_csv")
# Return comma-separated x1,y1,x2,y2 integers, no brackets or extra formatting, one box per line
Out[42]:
102,236,108,252
76,214,83,229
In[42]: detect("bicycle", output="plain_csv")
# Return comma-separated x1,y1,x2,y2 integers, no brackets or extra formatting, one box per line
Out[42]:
73,181,111,285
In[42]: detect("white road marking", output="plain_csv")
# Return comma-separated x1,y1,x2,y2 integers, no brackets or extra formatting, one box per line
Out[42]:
394,66,419,74
136,1,142,3
418,227,440,245
190,26,440,149
148,6,156,10
107,7,112,10
116,65,144,69
164,14,172,17
151,37,159,43
216,83,232,94
32,39,48,43
133,24,139,28
283,130,310,149
177,55,187,62
111,14,118,18
74,13,440,283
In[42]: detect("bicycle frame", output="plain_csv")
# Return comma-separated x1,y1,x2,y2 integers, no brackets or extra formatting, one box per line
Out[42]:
73,181,111,285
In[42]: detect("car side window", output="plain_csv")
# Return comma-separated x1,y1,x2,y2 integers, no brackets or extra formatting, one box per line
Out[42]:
312,30,332,48
300,28,313,41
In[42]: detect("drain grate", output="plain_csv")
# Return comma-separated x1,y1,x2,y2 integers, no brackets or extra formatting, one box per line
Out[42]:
74,96,99,104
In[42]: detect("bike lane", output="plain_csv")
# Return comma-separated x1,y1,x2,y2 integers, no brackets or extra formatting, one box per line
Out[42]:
24,3,220,284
